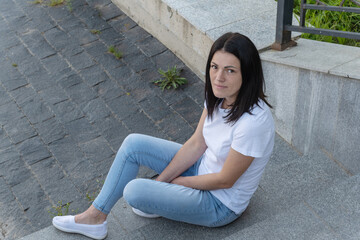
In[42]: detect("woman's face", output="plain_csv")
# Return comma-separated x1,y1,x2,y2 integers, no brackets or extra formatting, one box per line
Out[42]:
209,50,242,107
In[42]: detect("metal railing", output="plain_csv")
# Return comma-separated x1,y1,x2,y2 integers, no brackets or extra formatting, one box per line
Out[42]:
272,0,360,50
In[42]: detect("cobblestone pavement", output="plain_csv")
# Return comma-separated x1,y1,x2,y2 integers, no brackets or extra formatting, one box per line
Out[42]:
0,0,204,239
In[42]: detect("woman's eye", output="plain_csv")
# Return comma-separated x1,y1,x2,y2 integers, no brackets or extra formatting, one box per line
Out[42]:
227,69,234,73
211,65,217,69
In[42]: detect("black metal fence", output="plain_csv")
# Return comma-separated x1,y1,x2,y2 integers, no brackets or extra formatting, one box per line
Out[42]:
272,0,360,50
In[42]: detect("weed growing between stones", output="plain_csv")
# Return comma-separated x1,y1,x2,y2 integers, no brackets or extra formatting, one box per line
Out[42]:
86,179,104,205
90,29,101,35
108,45,123,59
153,66,187,90
12,63,18,67
31,0,73,12
48,201,78,217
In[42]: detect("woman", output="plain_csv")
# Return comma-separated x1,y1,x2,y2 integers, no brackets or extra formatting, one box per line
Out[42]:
52,32,275,239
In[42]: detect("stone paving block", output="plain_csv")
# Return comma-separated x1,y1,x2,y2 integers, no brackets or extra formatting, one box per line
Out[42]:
17,57,45,78
20,29,56,59
43,27,72,52
3,116,37,144
60,42,84,58
64,117,100,143
157,113,194,143
66,82,97,105
11,176,47,213
79,64,109,87
0,85,12,107
0,153,32,187
98,27,124,46
82,97,111,123
0,29,21,49
0,198,35,240
83,40,108,58
183,80,205,106
5,43,34,65
74,6,111,31
50,100,84,123
66,51,96,70
9,84,36,105
34,117,67,144
68,159,99,192
155,86,187,106
108,15,137,33
57,14,85,33
6,15,32,34
39,85,69,105
24,199,53,232
92,78,124,102
92,115,129,150
0,145,21,164
97,2,123,21
20,96,54,124
122,25,151,44
48,136,85,171
139,95,173,122
106,94,139,120
122,109,160,137
137,36,167,58
0,101,23,125
106,64,134,84
93,50,123,69
152,49,185,71
123,50,152,74
27,11,56,33
114,39,139,58
42,54,70,74
115,74,153,102
26,68,55,91
171,96,203,129
46,4,72,22
79,136,114,164
57,72,82,89
69,27,99,45
16,136,52,165
0,127,12,150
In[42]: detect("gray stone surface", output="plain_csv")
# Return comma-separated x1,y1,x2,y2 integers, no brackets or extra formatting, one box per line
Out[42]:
1,0,359,239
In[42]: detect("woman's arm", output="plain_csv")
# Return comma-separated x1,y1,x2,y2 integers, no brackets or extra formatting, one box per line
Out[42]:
156,108,208,183
171,148,255,190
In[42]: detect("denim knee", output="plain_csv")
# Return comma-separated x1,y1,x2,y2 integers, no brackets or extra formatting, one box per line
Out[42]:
123,178,145,206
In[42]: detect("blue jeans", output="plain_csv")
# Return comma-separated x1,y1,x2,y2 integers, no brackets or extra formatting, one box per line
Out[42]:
93,134,239,227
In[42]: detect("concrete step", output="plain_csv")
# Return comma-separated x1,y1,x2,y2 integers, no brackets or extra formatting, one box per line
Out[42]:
20,135,353,240
111,0,299,78
224,174,360,240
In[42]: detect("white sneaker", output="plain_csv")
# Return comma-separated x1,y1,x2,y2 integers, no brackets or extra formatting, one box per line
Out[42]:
132,207,160,218
52,215,107,240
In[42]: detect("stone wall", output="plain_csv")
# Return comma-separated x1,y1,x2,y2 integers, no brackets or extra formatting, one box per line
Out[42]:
263,61,360,175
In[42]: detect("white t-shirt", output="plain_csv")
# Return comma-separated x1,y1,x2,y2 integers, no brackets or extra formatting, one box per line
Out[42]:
198,100,275,214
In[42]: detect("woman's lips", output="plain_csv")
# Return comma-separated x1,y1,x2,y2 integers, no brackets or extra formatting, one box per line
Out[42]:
214,84,227,89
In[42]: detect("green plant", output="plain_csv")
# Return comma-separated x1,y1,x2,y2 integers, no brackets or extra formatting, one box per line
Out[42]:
292,0,360,47
12,63,18,67
85,179,104,205
48,201,77,217
90,29,101,34
30,0,43,4
153,66,187,90
47,0,64,6
108,45,123,59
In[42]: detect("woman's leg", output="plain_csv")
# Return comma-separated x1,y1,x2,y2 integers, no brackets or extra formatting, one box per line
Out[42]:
92,133,184,214
123,179,239,227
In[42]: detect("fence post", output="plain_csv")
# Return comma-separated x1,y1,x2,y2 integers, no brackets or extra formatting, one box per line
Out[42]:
271,0,297,51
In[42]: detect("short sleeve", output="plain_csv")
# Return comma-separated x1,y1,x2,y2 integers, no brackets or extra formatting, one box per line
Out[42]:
231,108,274,158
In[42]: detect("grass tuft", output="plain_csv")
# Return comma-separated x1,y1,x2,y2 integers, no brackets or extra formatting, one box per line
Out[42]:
108,45,123,59
153,66,187,90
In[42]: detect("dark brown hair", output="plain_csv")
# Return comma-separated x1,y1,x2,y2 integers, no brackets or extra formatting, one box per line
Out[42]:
205,32,272,123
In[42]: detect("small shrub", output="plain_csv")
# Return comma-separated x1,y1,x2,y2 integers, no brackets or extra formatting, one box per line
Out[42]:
153,66,187,90
108,45,123,59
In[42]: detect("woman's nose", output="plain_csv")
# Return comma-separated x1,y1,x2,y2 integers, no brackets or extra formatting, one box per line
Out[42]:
216,70,225,82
